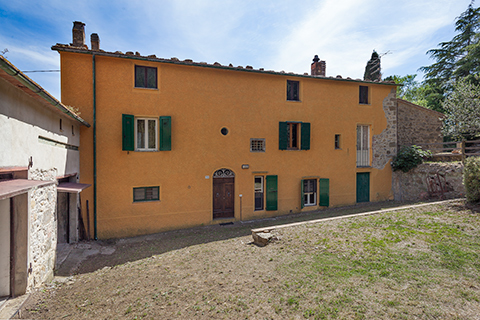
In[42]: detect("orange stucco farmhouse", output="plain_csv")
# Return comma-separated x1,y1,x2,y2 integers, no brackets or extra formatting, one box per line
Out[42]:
53,22,399,239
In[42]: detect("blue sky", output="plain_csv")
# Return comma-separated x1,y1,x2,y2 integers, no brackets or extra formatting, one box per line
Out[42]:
0,0,475,99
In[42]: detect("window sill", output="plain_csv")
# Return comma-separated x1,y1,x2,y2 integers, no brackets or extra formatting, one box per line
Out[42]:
133,200,160,203
303,204,317,207
135,149,158,152
286,100,301,102
134,87,158,90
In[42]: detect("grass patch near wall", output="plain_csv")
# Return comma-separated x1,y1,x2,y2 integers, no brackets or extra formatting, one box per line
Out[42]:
275,205,480,319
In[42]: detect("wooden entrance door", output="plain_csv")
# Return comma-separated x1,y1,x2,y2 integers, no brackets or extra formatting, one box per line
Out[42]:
213,177,234,219
57,192,70,243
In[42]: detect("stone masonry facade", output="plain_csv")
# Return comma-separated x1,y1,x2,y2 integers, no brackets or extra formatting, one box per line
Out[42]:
392,162,464,202
397,99,444,149
27,168,58,291
372,88,397,169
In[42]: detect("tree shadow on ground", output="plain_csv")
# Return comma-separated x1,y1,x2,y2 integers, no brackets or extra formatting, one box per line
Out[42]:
56,199,457,276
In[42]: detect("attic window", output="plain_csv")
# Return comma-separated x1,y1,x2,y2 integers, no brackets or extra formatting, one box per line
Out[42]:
359,86,369,104
135,65,157,89
287,80,300,101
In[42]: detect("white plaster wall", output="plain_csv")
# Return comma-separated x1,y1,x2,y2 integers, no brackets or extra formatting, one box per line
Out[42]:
0,77,81,178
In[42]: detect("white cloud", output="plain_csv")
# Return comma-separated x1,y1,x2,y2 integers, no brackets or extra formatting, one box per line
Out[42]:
268,0,472,78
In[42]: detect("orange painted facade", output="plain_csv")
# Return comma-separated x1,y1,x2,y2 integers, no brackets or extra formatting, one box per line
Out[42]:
54,41,397,239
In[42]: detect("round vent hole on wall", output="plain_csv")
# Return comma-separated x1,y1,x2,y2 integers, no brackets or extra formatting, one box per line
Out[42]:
221,127,229,136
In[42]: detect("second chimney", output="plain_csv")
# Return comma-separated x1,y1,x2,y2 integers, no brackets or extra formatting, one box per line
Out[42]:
72,21,86,47
91,33,100,51
311,55,326,76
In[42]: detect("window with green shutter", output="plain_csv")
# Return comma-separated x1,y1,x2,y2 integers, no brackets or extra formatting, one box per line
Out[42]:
300,122,310,150
301,179,317,208
122,114,134,151
265,175,278,211
159,116,171,151
279,122,310,150
279,122,288,150
319,178,329,207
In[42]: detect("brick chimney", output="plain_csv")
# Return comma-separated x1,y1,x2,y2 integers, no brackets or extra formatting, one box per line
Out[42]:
91,33,100,51
72,21,86,47
311,55,326,76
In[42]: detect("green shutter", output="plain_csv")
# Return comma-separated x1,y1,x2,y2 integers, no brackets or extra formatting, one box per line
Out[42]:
122,114,134,151
266,175,278,211
159,116,171,151
301,122,310,150
319,178,329,207
301,179,305,209
279,122,288,150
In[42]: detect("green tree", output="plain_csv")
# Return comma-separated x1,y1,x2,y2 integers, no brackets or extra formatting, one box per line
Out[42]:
420,2,480,89
442,76,480,140
383,74,445,112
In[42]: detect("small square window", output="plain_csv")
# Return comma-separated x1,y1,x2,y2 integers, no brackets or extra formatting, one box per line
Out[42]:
135,65,157,89
287,80,300,101
133,186,159,202
135,118,157,151
250,139,265,152
359,86,369,104
335,134,341,149
303,179,317,206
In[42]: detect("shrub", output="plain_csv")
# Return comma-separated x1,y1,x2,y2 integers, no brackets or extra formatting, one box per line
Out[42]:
391,145,432,173
464,157,480,203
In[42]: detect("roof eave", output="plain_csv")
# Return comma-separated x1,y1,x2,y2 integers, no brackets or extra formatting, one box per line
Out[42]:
0,55,90,127
52,44,398,87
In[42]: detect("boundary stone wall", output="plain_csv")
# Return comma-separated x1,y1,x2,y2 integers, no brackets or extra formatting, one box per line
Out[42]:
397,99,444,149
392,162,464,202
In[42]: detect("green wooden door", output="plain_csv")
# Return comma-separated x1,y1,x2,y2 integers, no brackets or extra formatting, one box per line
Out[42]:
356,172,370,203
265,175,278,211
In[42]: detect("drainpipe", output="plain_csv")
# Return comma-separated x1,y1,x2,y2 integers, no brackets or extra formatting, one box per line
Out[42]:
93,54,97,240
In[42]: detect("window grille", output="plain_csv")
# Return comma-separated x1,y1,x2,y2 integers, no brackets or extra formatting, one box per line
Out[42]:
250,139,265,152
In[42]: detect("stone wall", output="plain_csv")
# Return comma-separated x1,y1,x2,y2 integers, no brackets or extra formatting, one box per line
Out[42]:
372,88,397,169
397,99,443,149
28,167,57,291
28,184,57,291
392,162,464,202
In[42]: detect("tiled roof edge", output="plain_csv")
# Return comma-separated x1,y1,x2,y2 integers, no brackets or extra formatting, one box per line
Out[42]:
52,44,398,86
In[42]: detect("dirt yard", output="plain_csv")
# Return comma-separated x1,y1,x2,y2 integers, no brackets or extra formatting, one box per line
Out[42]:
16,200,480,319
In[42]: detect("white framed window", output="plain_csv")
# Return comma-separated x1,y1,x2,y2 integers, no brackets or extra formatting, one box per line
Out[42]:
254,176,264,211
250,139,265,152
135,118,158,151
303,179,317,206
356,125,370,167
